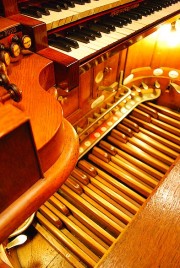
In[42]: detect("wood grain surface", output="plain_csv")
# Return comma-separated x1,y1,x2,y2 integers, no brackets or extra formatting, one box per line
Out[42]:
97,158,180,268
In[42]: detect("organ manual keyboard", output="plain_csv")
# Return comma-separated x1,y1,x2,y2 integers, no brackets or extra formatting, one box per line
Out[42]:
0,0,180,267
1,0,180,91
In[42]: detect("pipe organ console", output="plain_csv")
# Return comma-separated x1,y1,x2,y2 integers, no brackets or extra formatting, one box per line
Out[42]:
0,0,180,267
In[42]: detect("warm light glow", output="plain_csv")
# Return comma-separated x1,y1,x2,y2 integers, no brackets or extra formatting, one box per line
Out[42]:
176,19,180,31
158,22,180,47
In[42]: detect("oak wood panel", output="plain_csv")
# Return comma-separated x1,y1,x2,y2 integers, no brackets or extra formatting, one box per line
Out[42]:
58,86,79,118
79,69,93,112
124,32,157,78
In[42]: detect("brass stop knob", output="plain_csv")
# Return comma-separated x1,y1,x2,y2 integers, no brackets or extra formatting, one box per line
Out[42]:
9,42,21,57
0,50,11,66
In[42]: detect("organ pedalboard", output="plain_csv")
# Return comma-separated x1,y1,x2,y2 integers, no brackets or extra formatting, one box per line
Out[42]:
32,68,180,268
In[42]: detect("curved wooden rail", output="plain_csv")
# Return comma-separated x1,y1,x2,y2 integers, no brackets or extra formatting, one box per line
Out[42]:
0,35,79,243
0,117,79,243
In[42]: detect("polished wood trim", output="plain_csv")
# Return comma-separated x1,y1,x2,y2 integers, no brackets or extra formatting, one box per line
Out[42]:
38,47,79,90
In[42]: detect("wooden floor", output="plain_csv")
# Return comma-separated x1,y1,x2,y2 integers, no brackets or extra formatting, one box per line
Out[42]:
10,226,73,268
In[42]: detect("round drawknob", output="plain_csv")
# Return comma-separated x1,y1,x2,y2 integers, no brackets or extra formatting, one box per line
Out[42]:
21,35,32,49
0,61,7,74
9,42,21,57
0,73,10,87
0,50,11,66
6,83,22,102
10,34,32,50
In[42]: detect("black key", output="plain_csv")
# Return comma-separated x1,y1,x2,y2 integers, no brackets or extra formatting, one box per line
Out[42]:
96,21,116,31
139,5,155,13
116,14,132,23
49,39,71,52
142,2,162,11
60,0,75,7
136,7,152,15
133,7,150,16
115,15,130,24
100,20,116,31
120,12,139,23
56,35,79,48
84,28,102,38
127,10,142,19
102,17,124,28
73,0,86,4
150,0,169,7
20,7,42,18
67,31,90,43
49,34,79,48
79,28,96,40
28,5,50,15
142,3,162,11
41,2,61,11
52,1,68,10
89,22,110,34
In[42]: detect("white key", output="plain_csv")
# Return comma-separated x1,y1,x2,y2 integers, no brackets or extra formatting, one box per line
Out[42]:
115,27,134,35
78,40,102,50
123,21,144,31
50,45,94,60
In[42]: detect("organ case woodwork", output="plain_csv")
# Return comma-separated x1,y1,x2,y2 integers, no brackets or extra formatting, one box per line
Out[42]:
0,1,180,267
